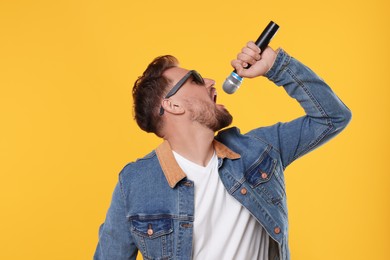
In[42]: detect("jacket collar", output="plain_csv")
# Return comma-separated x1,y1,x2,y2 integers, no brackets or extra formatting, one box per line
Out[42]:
155,140,241,188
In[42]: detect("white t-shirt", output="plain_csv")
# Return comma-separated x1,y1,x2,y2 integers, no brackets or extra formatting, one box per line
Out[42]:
173,151,269,260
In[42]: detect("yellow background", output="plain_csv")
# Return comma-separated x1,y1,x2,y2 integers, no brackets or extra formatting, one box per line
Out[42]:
0,0,388,259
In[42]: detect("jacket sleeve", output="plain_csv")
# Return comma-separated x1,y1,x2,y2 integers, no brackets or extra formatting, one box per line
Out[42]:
246,49,352,169
94,181,138,260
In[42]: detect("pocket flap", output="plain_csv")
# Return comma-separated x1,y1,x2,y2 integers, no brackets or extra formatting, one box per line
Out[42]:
246,152,277,186
131,218,173,239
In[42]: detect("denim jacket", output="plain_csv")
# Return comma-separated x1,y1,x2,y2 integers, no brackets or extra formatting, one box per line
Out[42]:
94,49,352,260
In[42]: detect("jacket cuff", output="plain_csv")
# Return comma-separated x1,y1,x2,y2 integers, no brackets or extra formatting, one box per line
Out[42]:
265,48,291,83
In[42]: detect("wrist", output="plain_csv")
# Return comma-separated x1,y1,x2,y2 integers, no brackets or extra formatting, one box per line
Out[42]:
265,48,279,74
264,48,289,81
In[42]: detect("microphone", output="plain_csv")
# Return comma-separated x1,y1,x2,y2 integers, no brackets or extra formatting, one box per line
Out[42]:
222,21,280,94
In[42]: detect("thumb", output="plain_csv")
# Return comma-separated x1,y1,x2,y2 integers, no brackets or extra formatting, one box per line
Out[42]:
231,59,259,78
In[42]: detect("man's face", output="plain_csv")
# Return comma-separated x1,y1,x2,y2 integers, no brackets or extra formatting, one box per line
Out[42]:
163,67,233,132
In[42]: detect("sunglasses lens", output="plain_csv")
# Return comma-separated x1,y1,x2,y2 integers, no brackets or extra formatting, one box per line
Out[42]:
193,71,205,85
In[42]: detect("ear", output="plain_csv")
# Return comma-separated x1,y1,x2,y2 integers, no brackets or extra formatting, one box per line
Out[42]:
161,99,185,115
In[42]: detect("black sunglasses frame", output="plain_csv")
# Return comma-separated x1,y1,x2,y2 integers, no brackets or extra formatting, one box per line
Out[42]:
159,70,204,115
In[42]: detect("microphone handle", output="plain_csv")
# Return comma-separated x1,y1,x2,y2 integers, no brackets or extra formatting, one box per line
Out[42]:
233,21,279,73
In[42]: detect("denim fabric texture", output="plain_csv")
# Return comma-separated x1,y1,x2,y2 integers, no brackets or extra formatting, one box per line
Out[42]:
94,49,352,260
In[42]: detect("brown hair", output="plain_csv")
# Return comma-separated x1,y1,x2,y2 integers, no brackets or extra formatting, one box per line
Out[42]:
132,55,178,137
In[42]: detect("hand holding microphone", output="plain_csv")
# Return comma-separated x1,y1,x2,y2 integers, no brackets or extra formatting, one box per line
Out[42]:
232,42,277,78
223,21,279,94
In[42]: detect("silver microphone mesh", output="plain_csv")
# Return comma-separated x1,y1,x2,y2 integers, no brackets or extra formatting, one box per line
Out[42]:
222,72,243,94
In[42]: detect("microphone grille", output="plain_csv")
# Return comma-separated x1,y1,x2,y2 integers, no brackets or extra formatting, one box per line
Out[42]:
222,72,242,94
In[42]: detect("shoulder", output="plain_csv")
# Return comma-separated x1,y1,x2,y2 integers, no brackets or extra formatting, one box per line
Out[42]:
216,126,271,147
119,150,160,181
216,126,281,162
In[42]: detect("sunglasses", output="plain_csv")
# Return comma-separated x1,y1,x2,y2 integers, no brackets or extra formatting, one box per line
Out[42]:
159,70,205,115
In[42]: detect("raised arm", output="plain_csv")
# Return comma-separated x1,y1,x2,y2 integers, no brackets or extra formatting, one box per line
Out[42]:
232,43,352,168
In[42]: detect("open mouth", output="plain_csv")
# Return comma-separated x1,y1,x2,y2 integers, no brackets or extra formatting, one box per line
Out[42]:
211,88,217,103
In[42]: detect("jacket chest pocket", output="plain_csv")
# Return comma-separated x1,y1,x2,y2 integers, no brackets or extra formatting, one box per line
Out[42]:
245,152,286,205
130,218,174,260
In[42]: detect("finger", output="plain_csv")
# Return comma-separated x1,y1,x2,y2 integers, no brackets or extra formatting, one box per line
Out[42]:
241,46,261,61
237,53,257,66
231,59,255,78
231,59,244,71
232,58,248,69
246,41,261,54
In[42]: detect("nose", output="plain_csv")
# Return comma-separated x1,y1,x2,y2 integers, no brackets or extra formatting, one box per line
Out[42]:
204,78,215,89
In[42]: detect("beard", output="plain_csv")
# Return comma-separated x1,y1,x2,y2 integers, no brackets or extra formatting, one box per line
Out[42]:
186,99,233,132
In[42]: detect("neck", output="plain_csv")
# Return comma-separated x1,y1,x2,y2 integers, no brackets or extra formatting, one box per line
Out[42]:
164,127,215,167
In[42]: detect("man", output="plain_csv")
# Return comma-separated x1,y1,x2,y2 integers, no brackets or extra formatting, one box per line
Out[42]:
94,42,351,260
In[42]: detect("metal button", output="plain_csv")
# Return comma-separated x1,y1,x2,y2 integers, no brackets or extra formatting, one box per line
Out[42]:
274,227,281,234
240,188,247,195
183,181,192,187
261,172,268,179
181,223,193,228
147,224,153,236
